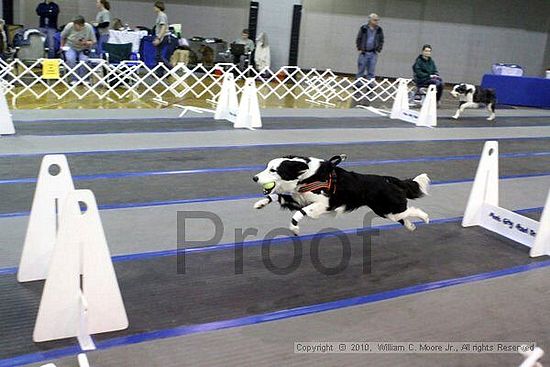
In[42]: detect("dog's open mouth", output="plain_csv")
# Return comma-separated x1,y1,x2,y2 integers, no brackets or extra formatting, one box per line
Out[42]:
262,182,276,195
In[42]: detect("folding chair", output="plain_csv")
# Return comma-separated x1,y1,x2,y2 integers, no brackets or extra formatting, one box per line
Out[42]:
14,31,48,81
101,42,141,89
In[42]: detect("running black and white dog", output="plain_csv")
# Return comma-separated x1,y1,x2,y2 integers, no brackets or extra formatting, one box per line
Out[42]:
252,154,430,235
450,83,497,121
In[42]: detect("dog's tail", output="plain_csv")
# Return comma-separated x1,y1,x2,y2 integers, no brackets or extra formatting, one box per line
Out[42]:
387,173,430,199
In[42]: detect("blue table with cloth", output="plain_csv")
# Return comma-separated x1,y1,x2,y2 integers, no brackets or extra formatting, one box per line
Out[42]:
481,74,550,108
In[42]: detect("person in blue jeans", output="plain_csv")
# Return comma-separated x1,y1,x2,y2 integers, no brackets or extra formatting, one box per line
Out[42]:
60,16,97,85
93,0,111,56
36,0,60,58
355,13,384,82
152,1,169,76
412,44,443,103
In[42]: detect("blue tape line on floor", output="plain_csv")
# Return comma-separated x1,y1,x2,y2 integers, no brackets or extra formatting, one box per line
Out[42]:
1,151,549,185
0,173,548,219
0,207,542,275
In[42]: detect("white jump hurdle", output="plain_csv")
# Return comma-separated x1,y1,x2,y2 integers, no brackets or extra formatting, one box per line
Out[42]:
0,83,15,136
18,155,75,282
19,155,128,348
40,353,91,367
519,346,544,367
214,72,239,124
214,73,262,129
462,141,550,257
234,78,262,130
390,79,437,128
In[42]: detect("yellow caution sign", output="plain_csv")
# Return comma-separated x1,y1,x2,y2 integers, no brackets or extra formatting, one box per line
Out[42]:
42,59,61,79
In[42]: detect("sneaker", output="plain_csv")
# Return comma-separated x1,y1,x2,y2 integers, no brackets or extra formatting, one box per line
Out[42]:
69,80,78,86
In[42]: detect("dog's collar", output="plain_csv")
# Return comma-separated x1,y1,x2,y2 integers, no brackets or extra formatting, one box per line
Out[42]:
298,171,337,194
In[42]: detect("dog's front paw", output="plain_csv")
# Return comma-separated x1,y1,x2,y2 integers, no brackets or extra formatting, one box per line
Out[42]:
487,115,496,121
254,198,270,209
289,223,300,236
451,114,459,120
404,221,416,231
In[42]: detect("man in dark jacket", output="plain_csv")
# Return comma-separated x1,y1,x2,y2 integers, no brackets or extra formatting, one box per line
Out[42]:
36,0,60,58
412,44,443,102
355,13,384,81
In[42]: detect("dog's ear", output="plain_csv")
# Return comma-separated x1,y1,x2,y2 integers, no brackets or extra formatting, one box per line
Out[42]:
328,154,347,166
277,160,309,180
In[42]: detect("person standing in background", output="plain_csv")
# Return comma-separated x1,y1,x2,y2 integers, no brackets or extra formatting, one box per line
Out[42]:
152,1,169,73
254,32,270,74
36,0,60,58
0,19,7,56
355,13,384,82
93,0,111,55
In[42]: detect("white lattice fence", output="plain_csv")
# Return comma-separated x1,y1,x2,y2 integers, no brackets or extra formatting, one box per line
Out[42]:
0,58,412,107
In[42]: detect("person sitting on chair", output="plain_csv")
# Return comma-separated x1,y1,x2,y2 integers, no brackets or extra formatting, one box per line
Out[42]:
232,28,254,69
112,18,124,31
60,15,96,85
412,44,443,103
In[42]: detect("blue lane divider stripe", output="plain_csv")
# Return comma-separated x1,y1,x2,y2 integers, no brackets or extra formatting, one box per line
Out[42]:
93,259,550,348
2,257,550,367
17,122,550,137
2,151,550,185
0,216,455,276
12,114,550,125
1,173,549,220
13,115,550,126
0,206,542,276
0,136,549,158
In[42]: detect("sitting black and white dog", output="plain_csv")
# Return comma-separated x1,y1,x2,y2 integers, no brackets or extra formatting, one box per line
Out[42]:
450,83,496,121
253,154,430,235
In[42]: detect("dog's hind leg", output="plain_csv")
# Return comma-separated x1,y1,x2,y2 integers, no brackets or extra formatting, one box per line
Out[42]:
290,202,329,236
388,207,429,232
387,209,415,231
452,109,462,120
399,219,416,231
486,103,496,121
407,207,430,224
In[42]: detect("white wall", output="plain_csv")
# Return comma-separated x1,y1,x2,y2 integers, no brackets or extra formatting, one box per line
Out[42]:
15,0,249,42
299,0,550,84
256,0,301,69
13,0,550,82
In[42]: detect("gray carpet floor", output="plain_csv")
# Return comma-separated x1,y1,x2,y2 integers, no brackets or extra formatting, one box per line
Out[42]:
0,108,548,367
11,116,550,135
2,126,550,156
1,218,546,360
28,266,550,367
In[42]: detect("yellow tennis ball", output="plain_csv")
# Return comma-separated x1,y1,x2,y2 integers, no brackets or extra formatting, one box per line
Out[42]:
262,182,275,190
